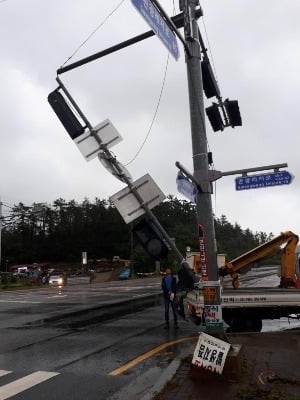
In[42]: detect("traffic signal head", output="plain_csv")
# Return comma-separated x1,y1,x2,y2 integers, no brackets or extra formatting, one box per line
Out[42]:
224,99,242,127
205,103,224,132
48,89,85,139
201,59,220,99
132,219,169,260
177,267,195,290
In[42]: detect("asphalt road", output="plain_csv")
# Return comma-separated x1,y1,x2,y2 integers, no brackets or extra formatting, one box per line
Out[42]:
0,277,199,400
0,277,162,328
0,270,299,399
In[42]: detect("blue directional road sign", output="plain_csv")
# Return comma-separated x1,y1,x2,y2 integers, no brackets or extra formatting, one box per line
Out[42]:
131,0,179,60
235,170,294,191
176,172,197,203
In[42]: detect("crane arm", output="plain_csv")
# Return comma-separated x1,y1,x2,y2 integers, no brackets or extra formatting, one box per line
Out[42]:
219,231,299,289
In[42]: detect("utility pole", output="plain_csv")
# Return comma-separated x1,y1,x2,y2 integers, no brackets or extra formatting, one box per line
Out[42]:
0,199,2,271
182,0,224,338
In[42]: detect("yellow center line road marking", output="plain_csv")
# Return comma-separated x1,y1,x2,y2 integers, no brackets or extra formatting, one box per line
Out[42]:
108,336,198,376
0,371,11,377
0,371,59,400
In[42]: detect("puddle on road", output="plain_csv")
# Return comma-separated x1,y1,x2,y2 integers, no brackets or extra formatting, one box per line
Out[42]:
262,317,300,332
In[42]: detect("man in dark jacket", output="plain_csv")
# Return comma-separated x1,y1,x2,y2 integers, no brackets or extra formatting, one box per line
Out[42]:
161,268,178,329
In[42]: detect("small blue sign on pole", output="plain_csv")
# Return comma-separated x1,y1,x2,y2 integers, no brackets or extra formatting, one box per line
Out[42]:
176,172,197,203
131,0,179,60
235,170,294,191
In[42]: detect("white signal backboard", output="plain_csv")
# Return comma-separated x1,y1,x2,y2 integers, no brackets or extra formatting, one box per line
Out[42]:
110,174,165,224
74,119,122,162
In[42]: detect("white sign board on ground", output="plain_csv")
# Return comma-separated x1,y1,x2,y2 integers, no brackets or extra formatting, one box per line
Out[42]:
192,332,231,374
74,119,122,161
110,174,165,224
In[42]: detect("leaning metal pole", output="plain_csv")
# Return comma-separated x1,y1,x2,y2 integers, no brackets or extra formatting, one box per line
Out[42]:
55,78,191,270
0,199,2,271
183,0,225,339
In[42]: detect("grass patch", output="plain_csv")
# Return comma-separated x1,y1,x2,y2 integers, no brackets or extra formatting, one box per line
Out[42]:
237,384,300,400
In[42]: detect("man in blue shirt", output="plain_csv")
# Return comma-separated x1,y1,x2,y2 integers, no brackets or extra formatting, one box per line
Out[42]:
161,268,178,329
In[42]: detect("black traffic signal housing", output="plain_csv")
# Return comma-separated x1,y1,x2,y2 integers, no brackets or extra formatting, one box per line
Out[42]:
48,89,85,139
205,103,224,132
132,219,169,261
177,267,195,290
201,59,220,99
224,99,242,127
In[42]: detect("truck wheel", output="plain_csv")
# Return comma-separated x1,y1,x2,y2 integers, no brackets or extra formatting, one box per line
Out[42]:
243,317,262,332
224,315,262,333
224,316,240,332
189,315,202,326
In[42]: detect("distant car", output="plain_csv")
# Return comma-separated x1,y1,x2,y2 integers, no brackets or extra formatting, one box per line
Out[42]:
119,268,131,280
49,274,67,286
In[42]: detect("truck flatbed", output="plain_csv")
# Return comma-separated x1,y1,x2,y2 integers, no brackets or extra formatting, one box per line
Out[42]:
186,287,300,332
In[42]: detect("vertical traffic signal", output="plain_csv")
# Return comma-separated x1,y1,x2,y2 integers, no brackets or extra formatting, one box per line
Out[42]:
201,59,220,99
48,89,85,139
132,219,169,260
224,99,242,127
205,103,224,132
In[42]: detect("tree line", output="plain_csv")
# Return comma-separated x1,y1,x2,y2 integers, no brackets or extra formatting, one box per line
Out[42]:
1,196,273,271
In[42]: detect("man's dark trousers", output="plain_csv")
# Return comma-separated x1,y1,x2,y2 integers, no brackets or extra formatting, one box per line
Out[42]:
164,296,177,326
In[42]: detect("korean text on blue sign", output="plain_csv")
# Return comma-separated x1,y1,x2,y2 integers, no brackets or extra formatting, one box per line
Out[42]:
131,0,179,60
176,172,197,203
235,170,293,191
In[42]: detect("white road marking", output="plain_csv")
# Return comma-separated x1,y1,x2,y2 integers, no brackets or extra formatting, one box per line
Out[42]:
0,371,59,400
0,300,42,304
0,371,11,377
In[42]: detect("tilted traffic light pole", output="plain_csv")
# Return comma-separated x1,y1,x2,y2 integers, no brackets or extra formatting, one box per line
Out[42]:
49,0,243,339
181,0,226,339
48,76,195,281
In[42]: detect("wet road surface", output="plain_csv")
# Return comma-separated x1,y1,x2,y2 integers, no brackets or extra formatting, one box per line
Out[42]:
0,269,299,399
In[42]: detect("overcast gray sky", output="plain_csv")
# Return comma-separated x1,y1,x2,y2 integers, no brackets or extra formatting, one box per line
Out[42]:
0,0,299,238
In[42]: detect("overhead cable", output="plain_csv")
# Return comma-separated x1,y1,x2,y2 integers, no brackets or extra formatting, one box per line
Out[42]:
201,17,219,85
124,54,170,166
125,0,176,166
61,0,126,68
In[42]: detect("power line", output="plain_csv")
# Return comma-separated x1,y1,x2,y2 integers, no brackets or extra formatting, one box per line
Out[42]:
124,54,170,166
124,1,177,166
202,17,219,85
61,0,126,67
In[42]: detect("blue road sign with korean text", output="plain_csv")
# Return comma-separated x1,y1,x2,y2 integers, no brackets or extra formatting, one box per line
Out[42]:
176,172,197,203
131,0,179,60
235,170,294,191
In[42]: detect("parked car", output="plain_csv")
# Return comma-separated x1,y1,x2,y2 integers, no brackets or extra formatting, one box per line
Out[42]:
49,273,67,286
119,268,131,280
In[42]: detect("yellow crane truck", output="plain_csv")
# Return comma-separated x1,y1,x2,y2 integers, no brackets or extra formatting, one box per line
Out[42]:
186,231,300,332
